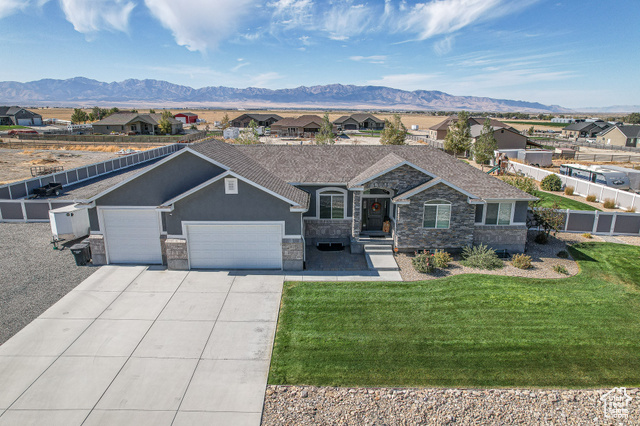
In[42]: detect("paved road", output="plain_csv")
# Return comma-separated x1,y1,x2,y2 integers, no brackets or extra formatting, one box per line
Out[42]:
0,266,283,426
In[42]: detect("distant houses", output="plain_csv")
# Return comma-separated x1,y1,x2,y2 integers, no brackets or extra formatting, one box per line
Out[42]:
174,112,198,124
231,113,283,128
92,112,183,135
429,116,527,150
561,120,612,139
270,115,325,137
333,113,385,131
0,106,43,126
596,125,640,147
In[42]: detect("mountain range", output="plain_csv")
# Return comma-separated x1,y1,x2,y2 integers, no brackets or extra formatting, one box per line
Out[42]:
0,77,572,113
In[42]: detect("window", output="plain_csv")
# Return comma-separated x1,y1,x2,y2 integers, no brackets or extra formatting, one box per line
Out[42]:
423,200,451,229
224,178,238,194
318,189,346,219
485,202,512,225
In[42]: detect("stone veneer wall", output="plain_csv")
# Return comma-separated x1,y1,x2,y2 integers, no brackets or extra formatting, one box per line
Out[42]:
305,219,352,240
165,238,188,270
473,225,527,253
351,191,362,238
282,238,304,270
394,182,475,251
363,165,431,195
88,234,106,265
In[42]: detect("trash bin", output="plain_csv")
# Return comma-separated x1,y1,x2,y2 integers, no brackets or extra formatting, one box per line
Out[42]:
70,243,90,266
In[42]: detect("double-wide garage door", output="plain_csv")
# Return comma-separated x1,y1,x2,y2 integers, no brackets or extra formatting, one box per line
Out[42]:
102,209,162,264
186,223,282,269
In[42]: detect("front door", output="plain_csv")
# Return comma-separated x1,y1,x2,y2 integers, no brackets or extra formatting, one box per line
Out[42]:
362,198,387,231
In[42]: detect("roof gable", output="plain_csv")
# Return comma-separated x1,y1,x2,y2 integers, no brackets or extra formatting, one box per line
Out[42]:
348,153,434,188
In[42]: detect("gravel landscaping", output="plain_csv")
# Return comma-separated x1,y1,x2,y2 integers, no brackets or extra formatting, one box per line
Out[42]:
262,386,639,425
396,231,586,281
0,223,97,344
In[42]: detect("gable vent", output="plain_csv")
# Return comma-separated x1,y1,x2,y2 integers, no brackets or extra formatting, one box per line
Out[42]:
225,178,238,194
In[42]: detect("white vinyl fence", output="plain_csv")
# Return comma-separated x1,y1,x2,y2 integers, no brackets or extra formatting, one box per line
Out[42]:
549,209,640,236
511,162,640,211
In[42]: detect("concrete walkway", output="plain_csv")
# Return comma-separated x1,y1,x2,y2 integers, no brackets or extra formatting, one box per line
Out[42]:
0,266,283,426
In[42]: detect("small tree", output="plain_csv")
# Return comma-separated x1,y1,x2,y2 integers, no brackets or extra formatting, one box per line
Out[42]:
161,109,173,120
529,201,565,241
131,109,138,113
444,111,471,157
380,114,407,145
238,119,260,144
149,109,156,114
500,175,538,198
473,118,498,168
625,112,640,124
315,112,334,145
528,126,535,135
220,113,230,130
158,118,172,134
71,108,88,124
108,107,119,116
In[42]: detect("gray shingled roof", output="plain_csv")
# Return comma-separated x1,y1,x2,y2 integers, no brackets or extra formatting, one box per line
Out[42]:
271,115,323,127
93,112,180,126
237,145,536,201
189,140,310,208
334,113,384,124
430,116,516,133
348,153,408,187
608,125,640,138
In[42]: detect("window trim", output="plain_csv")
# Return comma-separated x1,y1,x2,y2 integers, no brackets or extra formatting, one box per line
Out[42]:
316,187,348,220
422,199,451,229
482,201,515,225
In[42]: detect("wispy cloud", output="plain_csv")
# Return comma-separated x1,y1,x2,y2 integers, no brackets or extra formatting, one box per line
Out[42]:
433,35,455,55
248,72,282,88
322,2,372,40
58,0,135,33
367,73,441,91
144,0,257,51
0,0,30,19
269,0,313,28
350,55,387,64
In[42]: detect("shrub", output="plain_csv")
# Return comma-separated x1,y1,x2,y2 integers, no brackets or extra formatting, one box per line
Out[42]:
461,244,503,270
586,194,597,202
433,250,453,268
582,233,593,239
534,231,549,244
627,206,637,213
564,186,574,196
557,250,569,259
500,175,538,196
603,198,616,209
553,264,569,275
541,174,562,191
511,253,532,269
412,251,436,273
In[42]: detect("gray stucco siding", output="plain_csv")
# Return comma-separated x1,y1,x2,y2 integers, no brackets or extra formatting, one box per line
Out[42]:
296,185,353,218
165,178,302,236
95,151,225,207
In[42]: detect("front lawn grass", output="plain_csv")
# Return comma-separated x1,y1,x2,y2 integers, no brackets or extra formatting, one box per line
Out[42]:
535,190,600,211
0,125,28,130
269,243,640,388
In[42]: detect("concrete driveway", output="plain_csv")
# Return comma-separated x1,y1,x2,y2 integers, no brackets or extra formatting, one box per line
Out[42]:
0,266,283,426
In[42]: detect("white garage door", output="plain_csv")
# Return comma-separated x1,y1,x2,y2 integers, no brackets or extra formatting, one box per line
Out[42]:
17,118,32,126
102,209,162,264
186,223,282,269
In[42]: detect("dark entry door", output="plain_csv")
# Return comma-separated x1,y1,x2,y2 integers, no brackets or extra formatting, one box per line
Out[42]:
363,198,386,231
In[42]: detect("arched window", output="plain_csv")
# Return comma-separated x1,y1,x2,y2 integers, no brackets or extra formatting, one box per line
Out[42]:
317,188,347,219
423,199,451,229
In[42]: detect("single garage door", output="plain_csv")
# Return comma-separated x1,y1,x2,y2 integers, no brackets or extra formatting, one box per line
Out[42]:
102,209,162,264
186,223,282,269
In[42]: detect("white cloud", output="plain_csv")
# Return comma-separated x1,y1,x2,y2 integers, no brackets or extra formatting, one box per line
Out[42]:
0,0,29,19
231,61,250,72
247,72,282,88
433,35,454,55
58,0,135,33
145,0,257,51
367,73,441,91
269,0,313,28
350,55,387,64
322,2,372,40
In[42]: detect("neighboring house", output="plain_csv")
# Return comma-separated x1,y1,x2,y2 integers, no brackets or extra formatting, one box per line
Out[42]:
270,115,325,137
596,125,640,147
223,127,240,139
561,121,611,139
469,123,528,150
429,116,526,149
85,140,535,271
174,112,198,124
0,106,43,126
92,112,183,135
231,113,283,128
333,113,385,131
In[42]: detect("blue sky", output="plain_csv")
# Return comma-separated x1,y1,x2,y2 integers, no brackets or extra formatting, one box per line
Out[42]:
0,0,638,108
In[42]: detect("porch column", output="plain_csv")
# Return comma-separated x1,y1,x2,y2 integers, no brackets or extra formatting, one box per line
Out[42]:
352,191,362,238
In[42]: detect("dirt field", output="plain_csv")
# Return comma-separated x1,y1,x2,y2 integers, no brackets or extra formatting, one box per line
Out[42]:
0,148,118,184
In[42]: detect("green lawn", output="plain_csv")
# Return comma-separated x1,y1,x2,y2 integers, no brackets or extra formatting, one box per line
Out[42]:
535,191,600,211
0,125,28,130
269,242,640,388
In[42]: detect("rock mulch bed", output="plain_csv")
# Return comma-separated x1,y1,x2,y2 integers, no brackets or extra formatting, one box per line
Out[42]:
396,231,587,281
262,386,639,425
